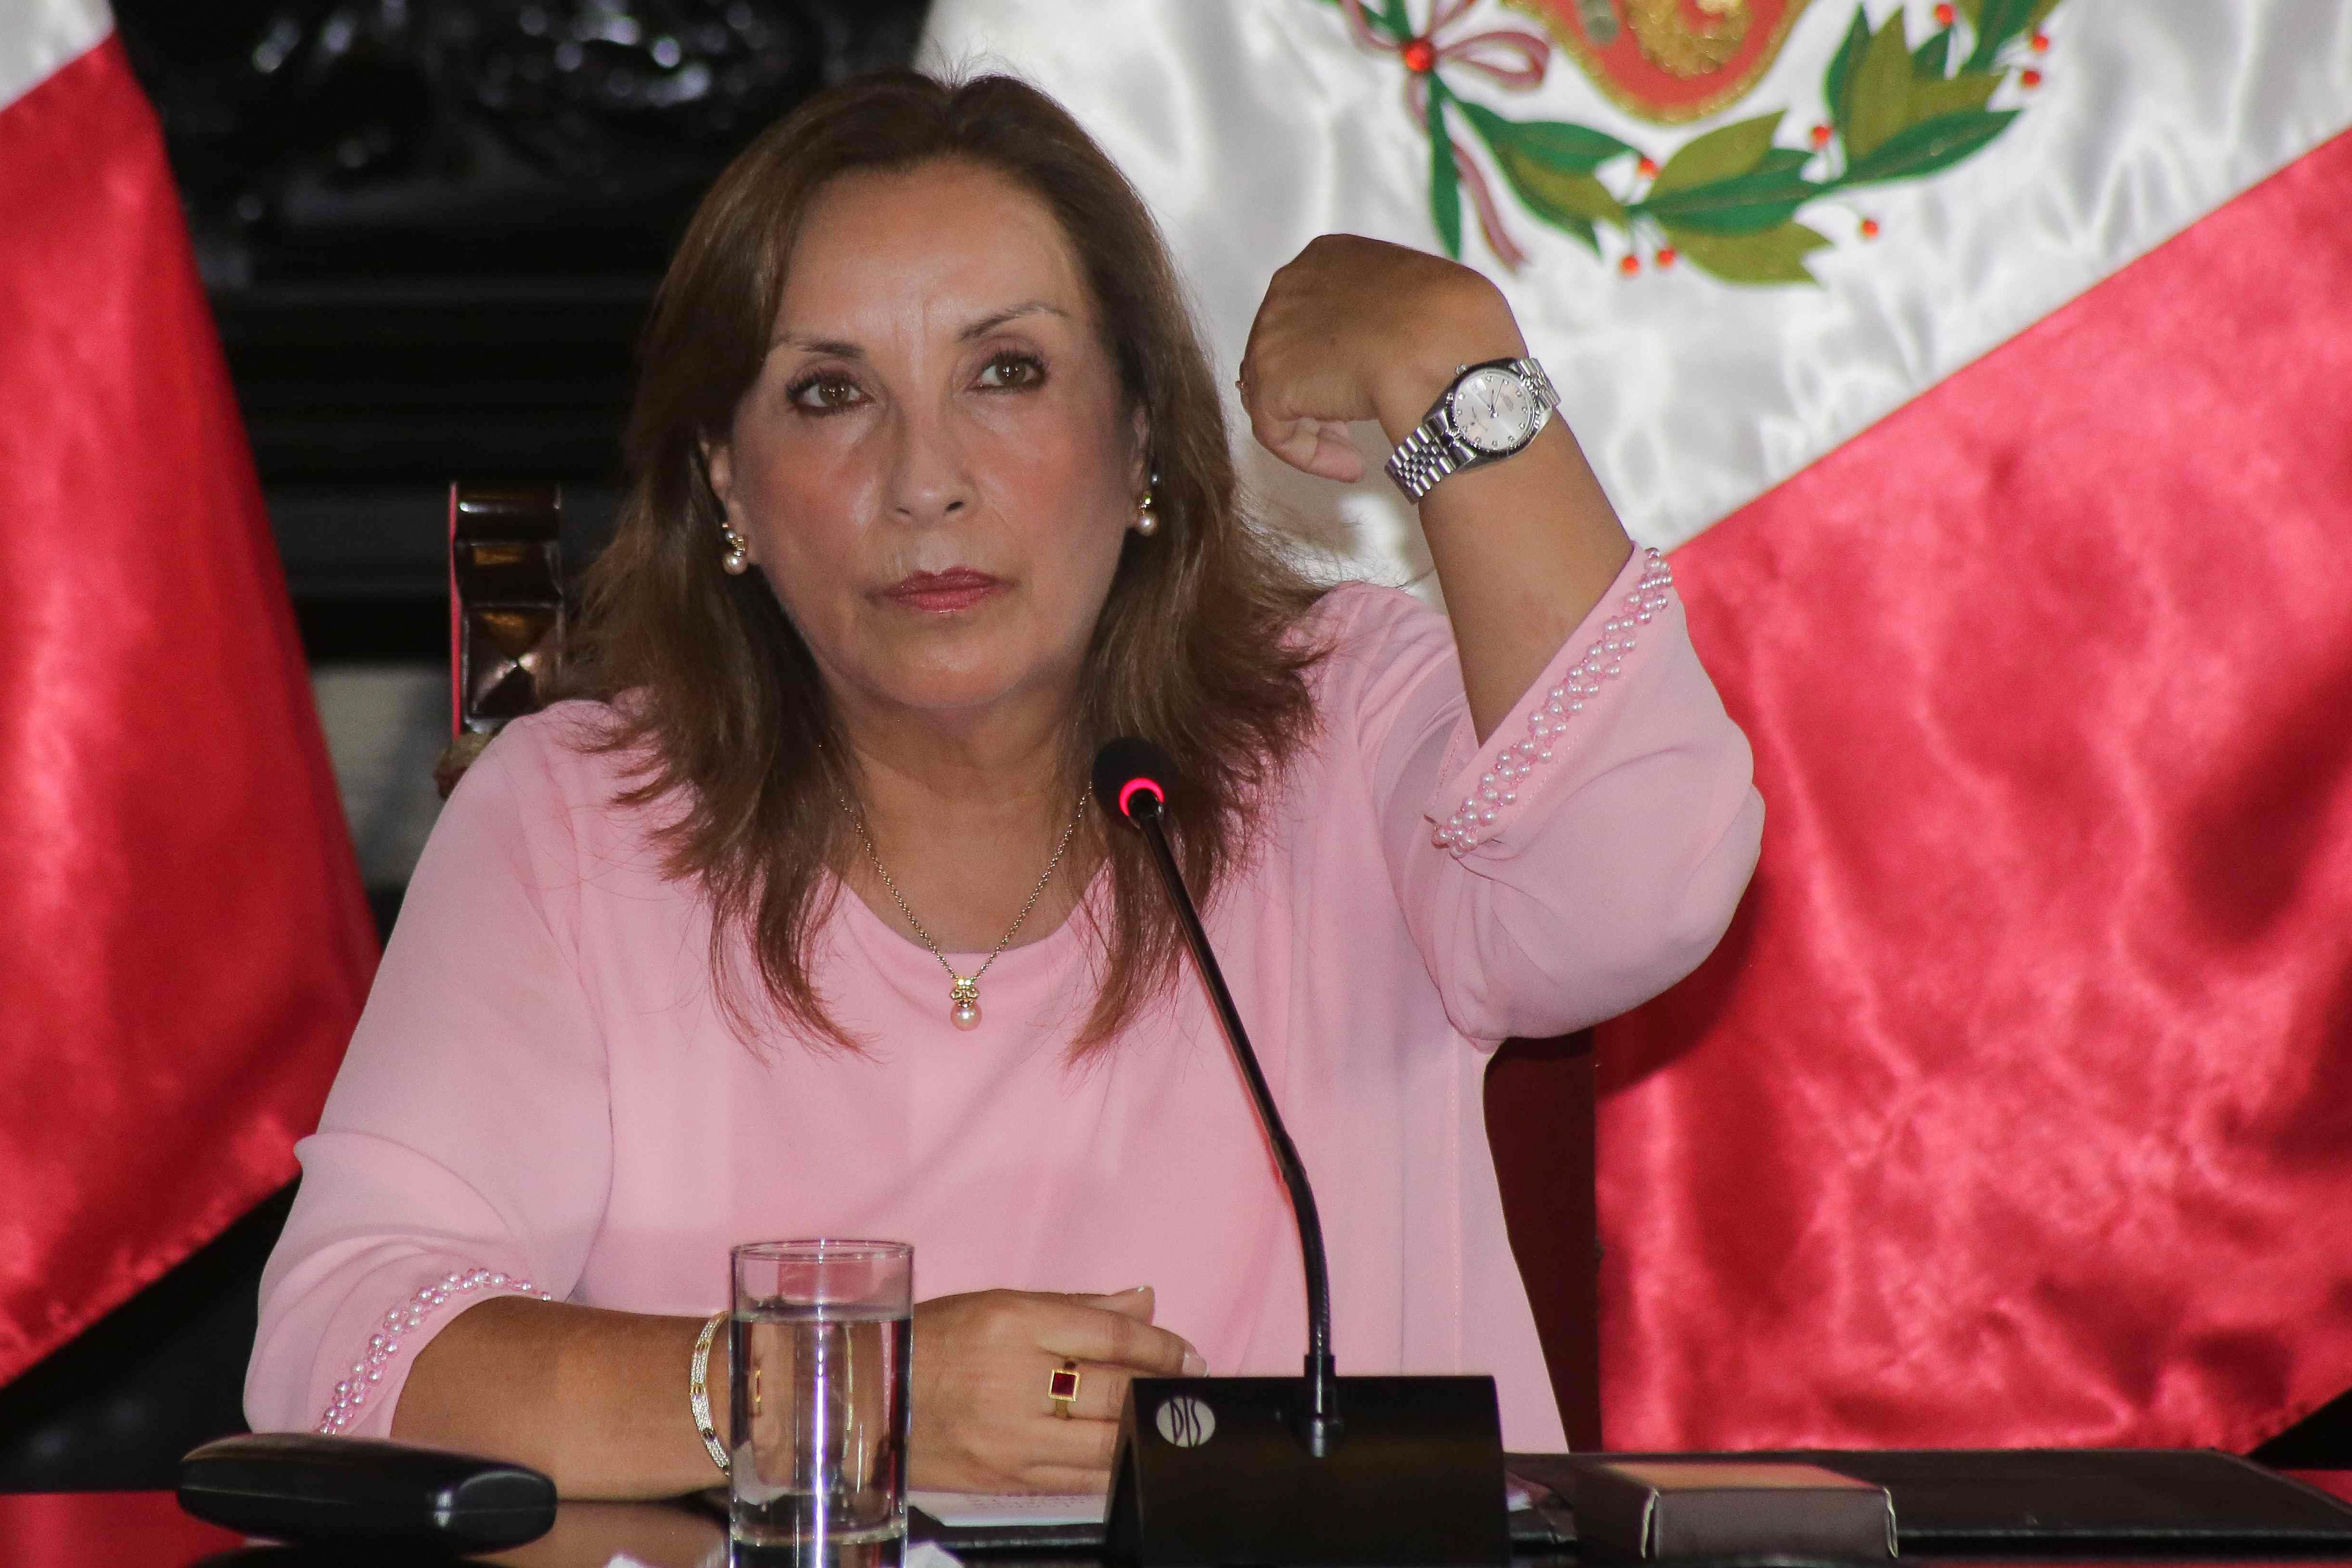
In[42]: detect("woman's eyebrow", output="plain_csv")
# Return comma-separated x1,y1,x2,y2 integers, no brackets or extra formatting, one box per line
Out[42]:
774,331,865,359
772,302,1066,358
960,301,1068,340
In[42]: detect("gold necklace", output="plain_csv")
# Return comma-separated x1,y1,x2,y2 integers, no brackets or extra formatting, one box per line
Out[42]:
835,784,1092,1031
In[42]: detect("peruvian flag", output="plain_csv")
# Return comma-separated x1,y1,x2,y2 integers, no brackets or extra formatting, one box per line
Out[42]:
922,0,2352,1450
0,0,376,1387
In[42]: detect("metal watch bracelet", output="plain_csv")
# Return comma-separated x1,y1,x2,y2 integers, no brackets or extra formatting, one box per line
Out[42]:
1385,420,1465,504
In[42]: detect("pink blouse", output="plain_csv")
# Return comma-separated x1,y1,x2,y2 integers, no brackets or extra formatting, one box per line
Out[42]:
247,548,1761,1453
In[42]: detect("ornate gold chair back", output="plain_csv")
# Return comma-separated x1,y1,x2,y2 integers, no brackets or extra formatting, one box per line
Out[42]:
433,481,564,798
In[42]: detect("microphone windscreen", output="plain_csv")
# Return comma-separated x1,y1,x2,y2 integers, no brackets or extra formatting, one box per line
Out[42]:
1092,737,1177,822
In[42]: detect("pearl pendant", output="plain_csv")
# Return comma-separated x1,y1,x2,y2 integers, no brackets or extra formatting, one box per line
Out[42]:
950,978,981,1031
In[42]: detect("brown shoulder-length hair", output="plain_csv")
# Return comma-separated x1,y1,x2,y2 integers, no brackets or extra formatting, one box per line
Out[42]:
565,70,1330,1054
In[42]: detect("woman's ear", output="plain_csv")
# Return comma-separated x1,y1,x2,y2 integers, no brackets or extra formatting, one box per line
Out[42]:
699,438,737,519
1128,406,1151,494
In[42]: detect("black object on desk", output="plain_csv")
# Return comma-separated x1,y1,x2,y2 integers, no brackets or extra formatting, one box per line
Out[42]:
1568,1459,1896,1561
1093,740,1508,1568
177,1432,556,1550
1509,1449,2352,1554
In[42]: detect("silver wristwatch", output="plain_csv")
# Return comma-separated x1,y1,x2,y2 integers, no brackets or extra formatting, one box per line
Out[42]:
1383,356,1560,503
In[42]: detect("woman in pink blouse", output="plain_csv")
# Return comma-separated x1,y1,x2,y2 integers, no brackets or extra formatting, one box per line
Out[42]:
247,72,1762,1498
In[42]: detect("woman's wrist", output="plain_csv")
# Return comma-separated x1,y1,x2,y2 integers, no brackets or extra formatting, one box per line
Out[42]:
1367,275,1527,444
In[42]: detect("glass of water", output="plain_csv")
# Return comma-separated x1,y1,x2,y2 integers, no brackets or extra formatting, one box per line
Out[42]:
729,1240,914,1562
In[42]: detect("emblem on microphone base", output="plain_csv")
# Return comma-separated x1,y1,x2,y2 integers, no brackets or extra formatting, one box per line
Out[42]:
1153,1394,1216,1448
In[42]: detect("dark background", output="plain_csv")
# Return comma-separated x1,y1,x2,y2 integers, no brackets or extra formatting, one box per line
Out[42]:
3,0,2345,1493
122,0,928,657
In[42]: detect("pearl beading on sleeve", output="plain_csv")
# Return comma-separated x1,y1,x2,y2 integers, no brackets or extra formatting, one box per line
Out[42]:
315,1267,554,1434
1433,548,1674,856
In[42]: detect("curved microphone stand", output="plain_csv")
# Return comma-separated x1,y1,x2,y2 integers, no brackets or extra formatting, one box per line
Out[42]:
1092,738,1506,1568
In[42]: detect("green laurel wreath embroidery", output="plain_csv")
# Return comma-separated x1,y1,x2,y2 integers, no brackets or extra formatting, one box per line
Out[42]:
1325,0,2062,285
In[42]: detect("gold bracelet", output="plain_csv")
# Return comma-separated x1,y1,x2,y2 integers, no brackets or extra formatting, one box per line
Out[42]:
690,1311,729,1474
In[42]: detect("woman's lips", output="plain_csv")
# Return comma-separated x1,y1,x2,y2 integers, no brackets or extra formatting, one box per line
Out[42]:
880,568,1005,614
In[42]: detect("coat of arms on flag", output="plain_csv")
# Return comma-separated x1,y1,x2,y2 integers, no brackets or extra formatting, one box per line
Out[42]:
925,0,2352,1455
1331,0,2059,283
1510,0,1819,122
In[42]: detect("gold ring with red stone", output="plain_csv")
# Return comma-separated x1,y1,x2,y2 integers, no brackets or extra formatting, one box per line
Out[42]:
1047,1359,1081,1418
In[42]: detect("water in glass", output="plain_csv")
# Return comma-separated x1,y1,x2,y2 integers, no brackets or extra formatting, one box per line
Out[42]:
730,1302,912,1554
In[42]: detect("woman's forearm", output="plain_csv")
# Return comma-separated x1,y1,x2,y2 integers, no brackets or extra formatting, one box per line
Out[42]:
391,1295,725,1499
1368,283,1634,743
389,1285,1199,1498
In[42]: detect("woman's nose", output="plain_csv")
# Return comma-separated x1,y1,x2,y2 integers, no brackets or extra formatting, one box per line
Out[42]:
883,404,975,527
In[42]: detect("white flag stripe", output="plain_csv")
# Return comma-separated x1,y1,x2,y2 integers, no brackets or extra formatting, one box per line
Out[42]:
922,0,2352,568
0,0,111,116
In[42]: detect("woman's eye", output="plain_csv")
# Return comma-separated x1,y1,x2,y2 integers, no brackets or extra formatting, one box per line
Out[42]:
976,352,1045,391
787,373,864,413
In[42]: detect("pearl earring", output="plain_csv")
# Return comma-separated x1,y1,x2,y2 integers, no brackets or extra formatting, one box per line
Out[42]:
1133,471,1160,537
719,524,750,576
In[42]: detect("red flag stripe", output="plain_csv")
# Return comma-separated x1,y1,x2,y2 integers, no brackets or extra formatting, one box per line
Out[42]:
0,38,376,1384
1598,128,2352,1452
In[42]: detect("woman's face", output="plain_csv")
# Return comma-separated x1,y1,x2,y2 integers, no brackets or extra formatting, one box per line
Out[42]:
707,158,1145,737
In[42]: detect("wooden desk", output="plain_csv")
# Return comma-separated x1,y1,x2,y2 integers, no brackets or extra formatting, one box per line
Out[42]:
9,1474,2352,1568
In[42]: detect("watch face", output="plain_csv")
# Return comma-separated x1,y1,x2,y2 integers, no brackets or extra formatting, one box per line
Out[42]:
1448,367,1540,454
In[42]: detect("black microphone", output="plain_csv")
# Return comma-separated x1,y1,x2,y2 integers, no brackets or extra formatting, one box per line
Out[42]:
1092,738,1506,1568
1094,737,1340,1450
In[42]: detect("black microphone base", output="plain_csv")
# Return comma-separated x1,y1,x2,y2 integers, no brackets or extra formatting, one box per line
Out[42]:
1106,1375,1507,1567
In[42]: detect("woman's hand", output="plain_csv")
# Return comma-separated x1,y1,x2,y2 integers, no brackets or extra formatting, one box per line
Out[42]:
1241,232,1631,737
1236,234,1526,483
909,1285,1204,1494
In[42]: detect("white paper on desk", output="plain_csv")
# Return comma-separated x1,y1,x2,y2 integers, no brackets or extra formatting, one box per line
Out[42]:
912,1481,1537,1528
909,1489,1106,1527
601,1539,963,1568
